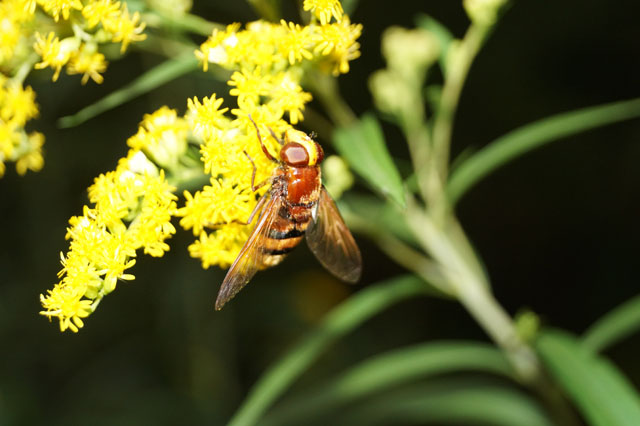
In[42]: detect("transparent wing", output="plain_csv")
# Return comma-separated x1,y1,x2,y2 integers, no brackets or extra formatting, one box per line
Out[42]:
306,187,362,283
215,193,283,310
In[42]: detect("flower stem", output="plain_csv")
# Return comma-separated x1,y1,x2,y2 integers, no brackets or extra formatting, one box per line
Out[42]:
431,23,491,182
406,206,539,381
306,72,357,127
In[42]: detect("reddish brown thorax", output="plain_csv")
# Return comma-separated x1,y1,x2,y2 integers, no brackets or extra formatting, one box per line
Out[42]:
278,129,325,223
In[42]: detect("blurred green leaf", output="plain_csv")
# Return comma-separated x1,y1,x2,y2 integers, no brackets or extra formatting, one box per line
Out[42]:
333,114,406,207
58,54,199,128
340,193,416,245
262,341,514,426
415,14,454,74
537,329,640,426
227,275,430,426
447,97,640,205
582,293,640,352
336,379,553,426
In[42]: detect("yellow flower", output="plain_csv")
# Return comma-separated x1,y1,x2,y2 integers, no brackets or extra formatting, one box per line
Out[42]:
188,223,252,269
1,83,38,126
33,32,79,81
0,78,44,177
15,131,44,175
278,20,314,65
195,23,241,70
126,106,188,168
36,0,83,22
269,71,312,124
102,4,146,53
228,67,273,109
41,147,178,332
186,94,229,139
0,0,32,64
81,0,122,29
67,46,108,84
303,0,343,25
40,284,93,332
315,17,362,75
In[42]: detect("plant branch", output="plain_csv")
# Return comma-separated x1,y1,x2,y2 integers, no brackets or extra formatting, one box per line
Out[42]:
431,23,491,183
406,205,539,382
306,71,357,128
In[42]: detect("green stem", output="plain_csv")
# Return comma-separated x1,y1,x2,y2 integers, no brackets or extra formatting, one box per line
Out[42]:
431,23,490,183
300,106,334,141
406,206,539,382
12,53,39,85
343,210,451,296
306,72,357,127
142,12,221,36
400,82,435,204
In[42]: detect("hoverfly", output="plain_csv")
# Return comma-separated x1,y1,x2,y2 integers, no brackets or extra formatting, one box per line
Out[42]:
214,118,362,310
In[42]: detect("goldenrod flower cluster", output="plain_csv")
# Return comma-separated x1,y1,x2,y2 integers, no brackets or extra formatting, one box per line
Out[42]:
2,0,145,84
32,0,145,82
41,0,361,331
196,3,361,78
40,109,182,332
0,75,44,177
0,0,146,177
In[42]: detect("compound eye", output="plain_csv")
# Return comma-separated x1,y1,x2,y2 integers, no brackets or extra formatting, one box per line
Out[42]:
280,142,309,166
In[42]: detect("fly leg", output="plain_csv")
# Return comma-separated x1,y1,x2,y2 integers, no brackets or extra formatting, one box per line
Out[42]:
248,115,278,162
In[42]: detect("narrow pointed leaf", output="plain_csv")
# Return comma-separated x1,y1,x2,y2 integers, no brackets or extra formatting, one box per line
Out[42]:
333,114,406,207
537,329,640,426
582,293,640,352
337,380,553,426
262,341,513,426
447,97,640,204
227,275,429,426
58,54,199,128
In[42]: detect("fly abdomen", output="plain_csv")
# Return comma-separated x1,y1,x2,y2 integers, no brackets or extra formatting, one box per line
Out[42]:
268,228,305,240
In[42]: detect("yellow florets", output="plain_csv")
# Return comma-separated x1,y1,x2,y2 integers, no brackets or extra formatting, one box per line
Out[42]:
196,10,360,76
11,0,147,84
303,0,344,25
0,77,44,177
66,46,108,84
40,148,178,332
37,0,83,22
126,106,189,169
186,94,229,139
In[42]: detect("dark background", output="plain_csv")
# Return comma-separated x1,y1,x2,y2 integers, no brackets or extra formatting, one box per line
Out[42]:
1,1,640,424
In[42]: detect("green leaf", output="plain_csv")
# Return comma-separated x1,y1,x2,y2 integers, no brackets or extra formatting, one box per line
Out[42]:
340,193,416,245
58,54,199,128
227,275,430,426
447,97,640,204
336,380,553,426
333,114,406,207
415,14,454,74
262,341,514,426
582,293,640,352
537,329,640,426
